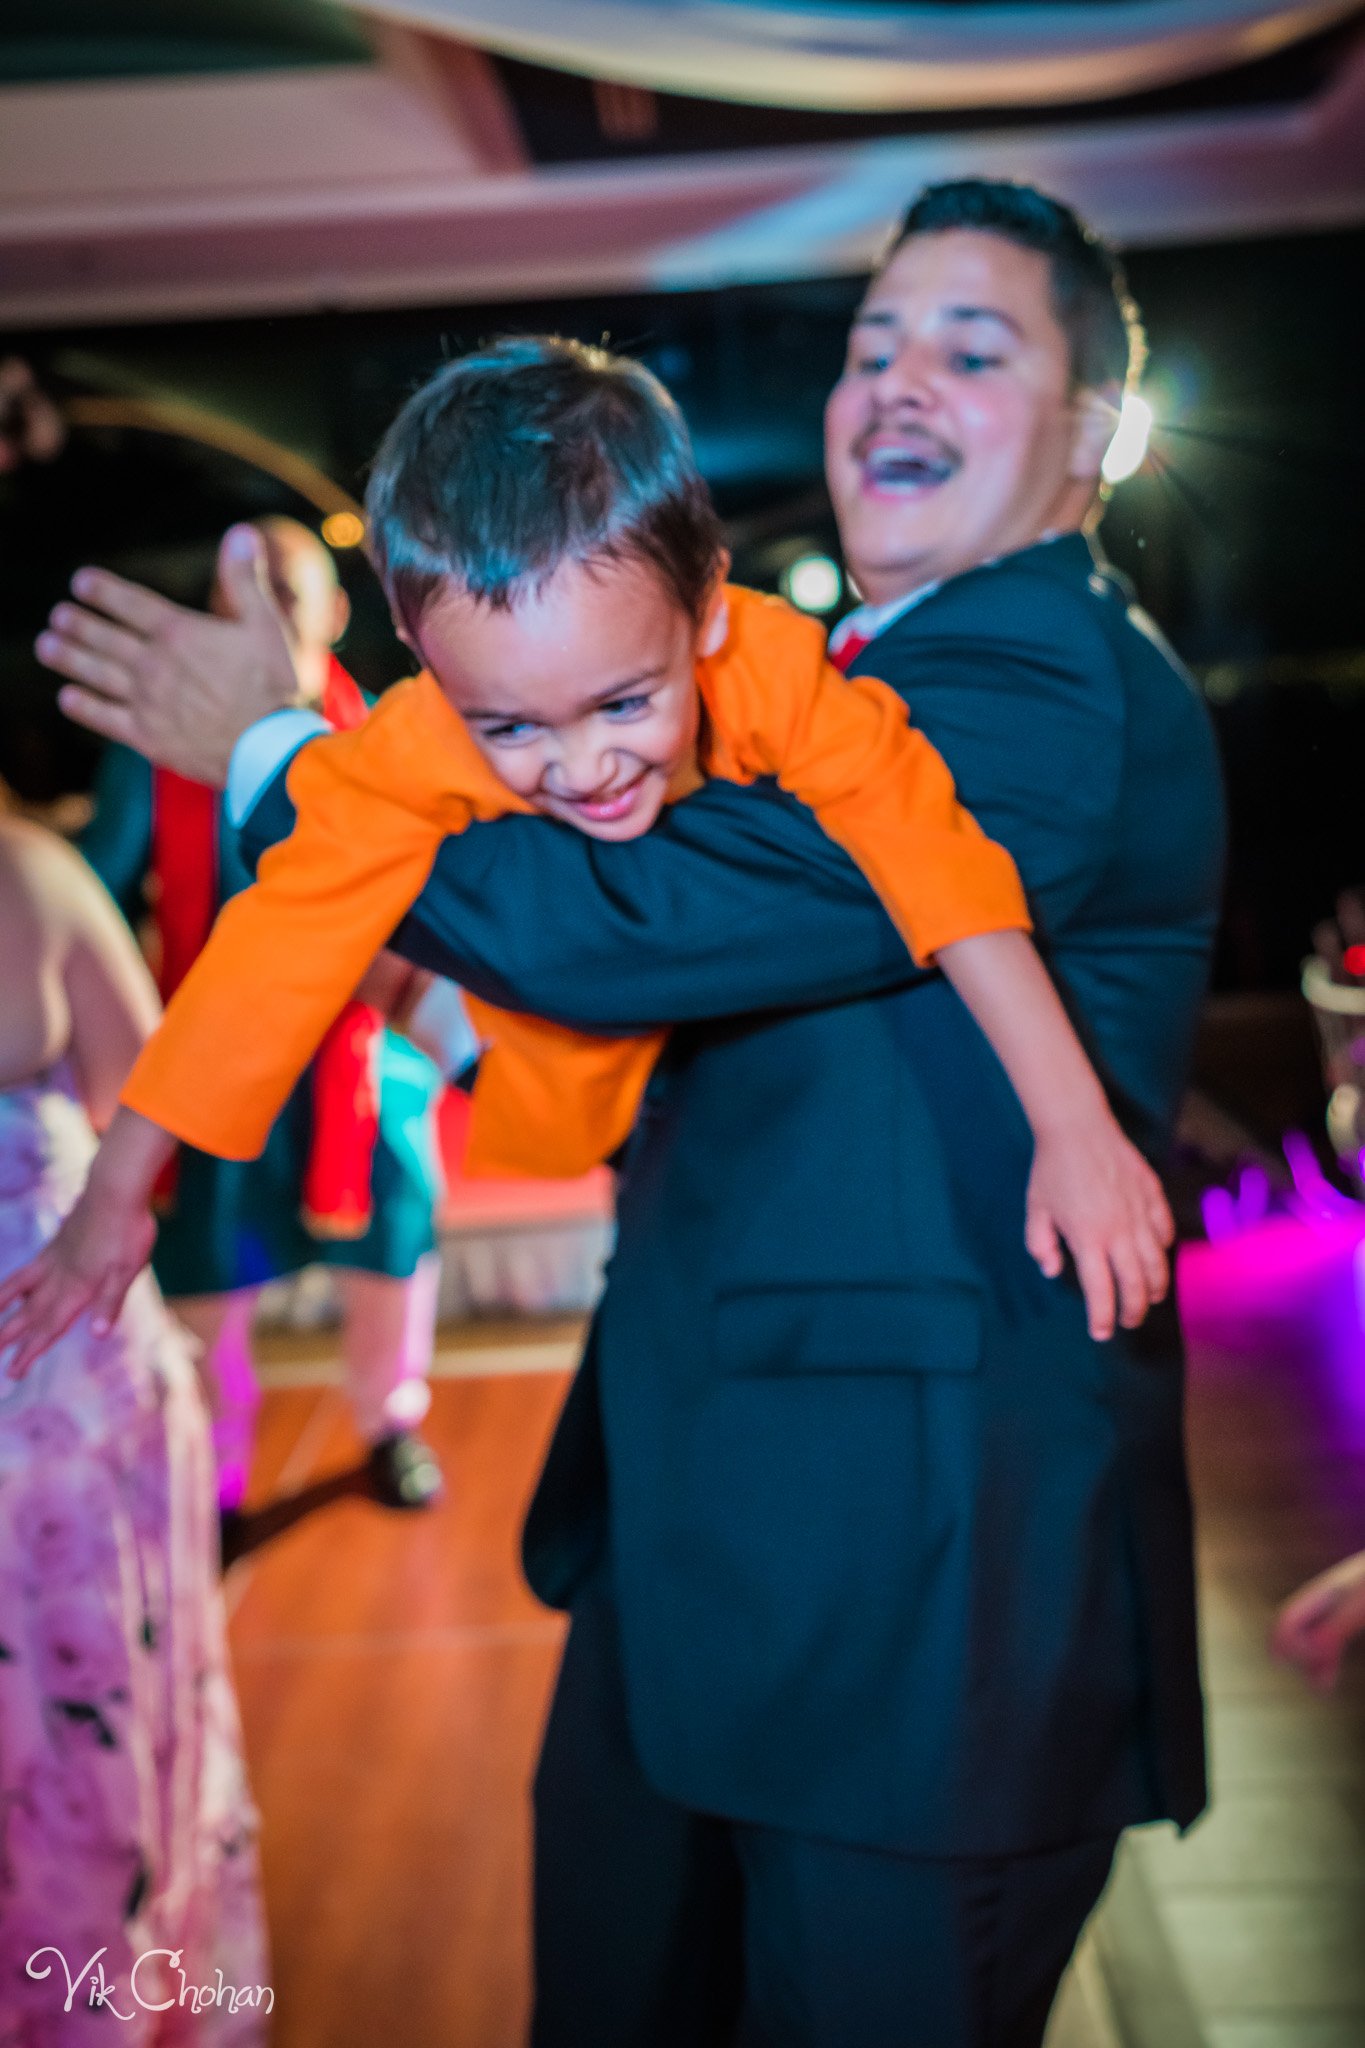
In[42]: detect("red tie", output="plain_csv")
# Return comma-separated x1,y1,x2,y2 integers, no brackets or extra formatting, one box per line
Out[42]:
830,625,872,674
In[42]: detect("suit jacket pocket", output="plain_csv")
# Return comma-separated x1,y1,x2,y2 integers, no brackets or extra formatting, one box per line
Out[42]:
714,1282,982,1377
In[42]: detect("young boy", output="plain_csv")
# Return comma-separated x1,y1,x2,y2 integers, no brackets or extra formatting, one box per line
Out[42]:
0,338,1171,1369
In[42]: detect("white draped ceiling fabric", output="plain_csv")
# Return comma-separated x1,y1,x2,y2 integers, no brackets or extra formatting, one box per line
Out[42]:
3,1,1363,324
352,0,1363,110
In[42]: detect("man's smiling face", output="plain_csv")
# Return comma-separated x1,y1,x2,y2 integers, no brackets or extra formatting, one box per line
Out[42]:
825,228,1111,607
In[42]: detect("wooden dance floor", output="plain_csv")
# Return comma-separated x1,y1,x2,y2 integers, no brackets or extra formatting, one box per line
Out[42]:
226,1325,575,2048
228,1230,1365,2047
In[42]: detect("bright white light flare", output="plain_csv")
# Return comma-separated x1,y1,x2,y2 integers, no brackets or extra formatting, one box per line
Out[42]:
1101,393,1154,485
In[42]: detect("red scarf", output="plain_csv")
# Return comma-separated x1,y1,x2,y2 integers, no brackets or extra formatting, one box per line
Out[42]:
149,656,383,1239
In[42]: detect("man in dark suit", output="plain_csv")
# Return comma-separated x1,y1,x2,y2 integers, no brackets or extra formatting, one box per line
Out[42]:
41,182,1225,2047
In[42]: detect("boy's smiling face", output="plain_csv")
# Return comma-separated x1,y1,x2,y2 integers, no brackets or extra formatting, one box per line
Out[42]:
411,554,726,842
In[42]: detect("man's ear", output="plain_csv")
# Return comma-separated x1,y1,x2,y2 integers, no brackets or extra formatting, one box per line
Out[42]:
329,587,352,647
698,554,732,658
1068,382,1123,483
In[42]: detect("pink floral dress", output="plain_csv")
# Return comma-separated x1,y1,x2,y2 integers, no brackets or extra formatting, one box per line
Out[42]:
0,1069,269,2044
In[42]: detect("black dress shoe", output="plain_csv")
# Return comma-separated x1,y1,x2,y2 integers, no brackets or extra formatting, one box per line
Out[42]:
219,1506,249,1570
367,1429,445,1510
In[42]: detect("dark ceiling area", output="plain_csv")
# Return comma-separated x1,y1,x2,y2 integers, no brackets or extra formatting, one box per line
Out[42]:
0,0,370,84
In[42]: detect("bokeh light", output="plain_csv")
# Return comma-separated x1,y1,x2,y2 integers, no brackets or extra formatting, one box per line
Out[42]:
321,509,366,549
783,552,842,613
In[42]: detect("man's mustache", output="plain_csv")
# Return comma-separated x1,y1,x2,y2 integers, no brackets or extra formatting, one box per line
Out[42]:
851,423,962,482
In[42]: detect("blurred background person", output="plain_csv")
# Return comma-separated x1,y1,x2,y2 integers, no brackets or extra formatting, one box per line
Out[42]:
1273,887,1365,1694
0,357,64,474
0,795,267,2040
80,517,446,1531
1273,1549,1365,1691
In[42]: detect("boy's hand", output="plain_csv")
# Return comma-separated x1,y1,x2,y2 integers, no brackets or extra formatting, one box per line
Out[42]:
1024,1117,1173,1341
1271,1552,1365,1692
0,1181,155,1379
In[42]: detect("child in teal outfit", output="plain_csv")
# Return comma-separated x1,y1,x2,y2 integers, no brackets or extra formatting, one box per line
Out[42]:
80,518,445,1516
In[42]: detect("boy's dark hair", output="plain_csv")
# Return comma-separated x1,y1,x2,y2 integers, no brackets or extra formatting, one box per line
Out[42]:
365,335,726,639
887,179,1145,392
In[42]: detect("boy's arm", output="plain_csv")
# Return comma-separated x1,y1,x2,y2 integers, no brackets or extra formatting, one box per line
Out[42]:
935,928,1172,1338
121,678,504,1161
231,689,1170,1338
706,594,1029,963
241,769,923,1029
0,680,514,1373
236,589,1123,1034
710,600,1169,1339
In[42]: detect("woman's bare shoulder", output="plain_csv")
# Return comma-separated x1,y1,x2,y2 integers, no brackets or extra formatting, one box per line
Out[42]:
0,814,147,1005
0,811,75,874
0,815,61,927
0,814,117,932
0,818,74,1081
0,814,158,1115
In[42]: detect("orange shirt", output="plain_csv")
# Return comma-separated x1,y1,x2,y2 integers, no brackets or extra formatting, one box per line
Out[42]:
120,586,1029,1178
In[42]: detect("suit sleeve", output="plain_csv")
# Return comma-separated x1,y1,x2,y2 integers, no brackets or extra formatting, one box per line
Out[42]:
238,573,1123,1033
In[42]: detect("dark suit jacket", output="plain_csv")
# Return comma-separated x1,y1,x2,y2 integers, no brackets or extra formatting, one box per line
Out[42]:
243,532,1226,1856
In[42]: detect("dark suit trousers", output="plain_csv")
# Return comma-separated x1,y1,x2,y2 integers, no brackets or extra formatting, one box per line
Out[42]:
531,1581,1118,2048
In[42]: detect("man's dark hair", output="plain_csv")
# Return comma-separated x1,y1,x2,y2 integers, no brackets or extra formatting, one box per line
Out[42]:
887,179,1144,392
365,335,726,639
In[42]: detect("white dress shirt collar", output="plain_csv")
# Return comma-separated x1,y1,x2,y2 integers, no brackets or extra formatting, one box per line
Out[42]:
828,530,1066,662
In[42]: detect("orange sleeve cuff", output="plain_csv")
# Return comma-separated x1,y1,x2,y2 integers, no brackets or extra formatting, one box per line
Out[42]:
120,676,524,1160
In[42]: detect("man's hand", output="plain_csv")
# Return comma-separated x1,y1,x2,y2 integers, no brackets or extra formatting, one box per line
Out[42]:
36,524,301,786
